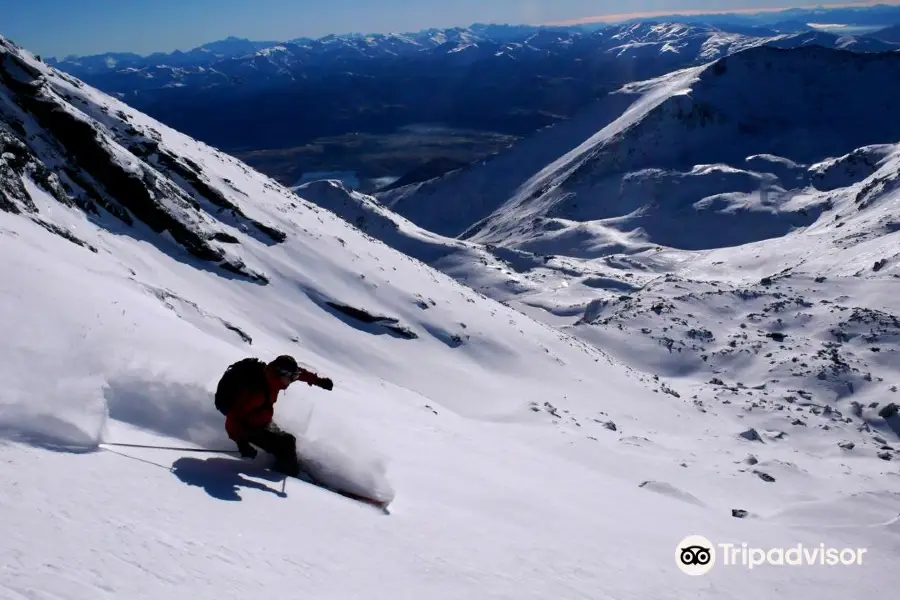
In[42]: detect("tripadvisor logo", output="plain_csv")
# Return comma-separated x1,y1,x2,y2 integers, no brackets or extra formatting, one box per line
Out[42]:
675,535,868,575
676,535,716,576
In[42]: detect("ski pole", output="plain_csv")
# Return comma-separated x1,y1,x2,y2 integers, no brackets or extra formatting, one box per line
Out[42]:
100,442,240,454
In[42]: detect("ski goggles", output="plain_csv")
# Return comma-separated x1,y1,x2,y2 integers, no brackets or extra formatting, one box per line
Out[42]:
274,364,300,379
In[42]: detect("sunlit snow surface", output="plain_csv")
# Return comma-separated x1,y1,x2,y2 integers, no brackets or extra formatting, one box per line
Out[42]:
1,35,899,600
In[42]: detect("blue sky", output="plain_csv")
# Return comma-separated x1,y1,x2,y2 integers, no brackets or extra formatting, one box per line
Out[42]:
0,0,879,58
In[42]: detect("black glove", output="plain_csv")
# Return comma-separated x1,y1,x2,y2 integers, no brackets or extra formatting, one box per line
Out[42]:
237,441,257,459
316,376,334,391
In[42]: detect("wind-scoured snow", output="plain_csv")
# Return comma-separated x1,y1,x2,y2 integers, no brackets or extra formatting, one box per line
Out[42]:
2,33,900,600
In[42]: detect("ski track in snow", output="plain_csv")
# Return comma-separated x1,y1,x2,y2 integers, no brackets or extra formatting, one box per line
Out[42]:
1,34,900,600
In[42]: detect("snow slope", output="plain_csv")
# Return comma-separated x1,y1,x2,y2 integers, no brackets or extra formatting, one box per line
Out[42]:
2,35,900,600
380,44,900,252
569,145,900,408
766,30,899,52
373,43,900,433
294,178,558,302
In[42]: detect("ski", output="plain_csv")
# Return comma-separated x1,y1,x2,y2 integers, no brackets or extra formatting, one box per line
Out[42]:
334,489,392,514
281,469,392,514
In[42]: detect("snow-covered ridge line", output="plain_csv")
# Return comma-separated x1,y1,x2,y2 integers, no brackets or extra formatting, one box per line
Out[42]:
0,36,286,283
46,20,900,70
43,20,898,96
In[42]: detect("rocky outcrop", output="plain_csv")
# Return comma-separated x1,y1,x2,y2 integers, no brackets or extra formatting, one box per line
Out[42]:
0,37,284,284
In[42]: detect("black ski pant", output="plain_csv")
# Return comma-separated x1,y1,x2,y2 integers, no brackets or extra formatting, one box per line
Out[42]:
246,422,300,476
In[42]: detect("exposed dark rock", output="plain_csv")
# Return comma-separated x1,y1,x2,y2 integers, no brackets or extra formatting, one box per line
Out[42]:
154,148,286,242
221,321,252,344
660,383,681,398
60,167,118,219
0,62,223,262
0,48,297,286
878,403,899,419
219,258,269,284
210,231,239,244
155,150,239,210
753,470,776,482
251,220,287,243
0,129,36,213
325,301,382,323
31,218,98,252
739,428,764,442
325,301,418,339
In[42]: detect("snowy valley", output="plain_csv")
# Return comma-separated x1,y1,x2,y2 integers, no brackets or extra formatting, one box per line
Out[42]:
2,26,900,600
376,45,900,427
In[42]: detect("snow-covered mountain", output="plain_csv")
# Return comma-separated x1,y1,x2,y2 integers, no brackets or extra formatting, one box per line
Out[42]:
870,22,900,43
2,32,900,599
37,21,899,162
45,25,571,90
623,3,900,29
379,44,900,247
46,22,897,93
369,43,900,488
766,30,899,52
45,35,280,74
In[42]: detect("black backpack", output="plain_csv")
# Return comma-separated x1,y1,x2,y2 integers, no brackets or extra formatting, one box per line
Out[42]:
214,358,268,415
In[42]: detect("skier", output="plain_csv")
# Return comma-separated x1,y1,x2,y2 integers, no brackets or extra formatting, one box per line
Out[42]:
214,354,333,476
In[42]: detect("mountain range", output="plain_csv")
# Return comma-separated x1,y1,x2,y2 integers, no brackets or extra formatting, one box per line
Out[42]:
38,20,900,188
2,20,900,599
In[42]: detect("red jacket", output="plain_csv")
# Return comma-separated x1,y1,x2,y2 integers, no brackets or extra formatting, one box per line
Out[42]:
225,370,317,442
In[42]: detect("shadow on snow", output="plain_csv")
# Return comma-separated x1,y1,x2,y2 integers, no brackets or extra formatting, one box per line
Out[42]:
170,456,288,501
